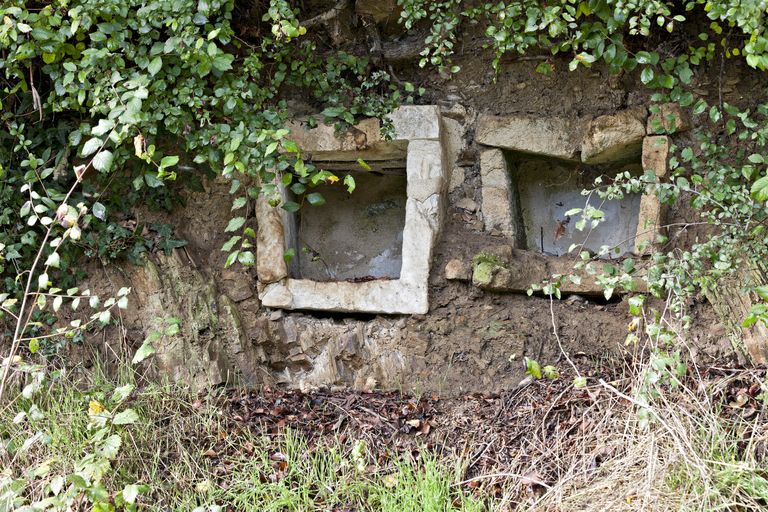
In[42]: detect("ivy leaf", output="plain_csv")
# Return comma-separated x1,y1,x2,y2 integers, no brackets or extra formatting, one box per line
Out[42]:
751,176,768,201
755,286,768,302
113,409,139,425
221,235,241,252
640,67,654,84
212,54,234,72
282,201,300,213
160,155,179,168
45,252,60,268
573,376,587,388
111,384,134,403
132,340,156,364
224,251,239,268
92,151,114,172
306,192,325,206
81,137,102,157
92,119,115,137
92,202,106,221
225,216,246,232
122,484,141,504
96,434,122,459
677,65,693,84
344,175,356,193
148,56,162,76
524,357,542,379
237,251,255,266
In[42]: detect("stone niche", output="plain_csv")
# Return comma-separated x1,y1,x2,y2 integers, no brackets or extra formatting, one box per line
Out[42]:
257,106,447,315
289,171,407,282
478,108,667,260
511,156,642,257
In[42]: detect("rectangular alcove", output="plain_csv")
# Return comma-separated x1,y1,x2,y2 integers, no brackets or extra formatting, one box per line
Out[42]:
256,106,447,315
288,170,407,282
511,155,642,257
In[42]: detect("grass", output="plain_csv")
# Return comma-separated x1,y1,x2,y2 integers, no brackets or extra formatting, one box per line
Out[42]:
0,364,488,511
2,349,768,511
204,432,484,512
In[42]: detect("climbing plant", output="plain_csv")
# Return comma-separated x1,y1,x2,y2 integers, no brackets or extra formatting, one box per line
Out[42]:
401,0,768,327
0,0,415,338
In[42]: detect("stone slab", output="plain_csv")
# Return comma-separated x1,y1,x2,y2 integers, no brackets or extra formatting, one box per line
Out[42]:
256,196,288,284
480,149,517,240
287,118,407,162
581,108,647,164
634,194,662,254
476,114,581,161
642,135,669,177
389,105,442,141
260,279,428,315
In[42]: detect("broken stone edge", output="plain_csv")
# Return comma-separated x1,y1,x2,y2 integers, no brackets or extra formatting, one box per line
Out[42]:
257,106,445,315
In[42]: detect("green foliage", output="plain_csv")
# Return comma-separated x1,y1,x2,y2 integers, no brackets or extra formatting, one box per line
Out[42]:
1,348,153,510
0,0,414,308
401,0,768,332
400,0,768,79
203,433,485,512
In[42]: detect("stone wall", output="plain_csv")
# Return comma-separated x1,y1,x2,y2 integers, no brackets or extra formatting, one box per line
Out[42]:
95,80,735,394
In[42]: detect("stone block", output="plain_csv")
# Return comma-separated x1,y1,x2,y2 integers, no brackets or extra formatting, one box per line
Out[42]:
476,114,581,161
642,135,669,177
647,103,692,134
449,166,465,192
220,270,254,302
441,116,465,167
389,105,441,141
287,118,407,162
445,259,471,281
581,108,647,164
472,248,548,292
480,149,516,239
634,194,662,254
455,197,477,212
261,279,429,315
406,140,445,201
470,248,645,296
256,196,288,284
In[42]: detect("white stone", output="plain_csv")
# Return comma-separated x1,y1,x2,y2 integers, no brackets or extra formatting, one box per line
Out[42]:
475,114,581,160
406,140,445,201
480,149,517,240
455,197,477,212
262,279,428,315
445,259,470,281
449,166,465,193
441,117,464,167
389,105,441,141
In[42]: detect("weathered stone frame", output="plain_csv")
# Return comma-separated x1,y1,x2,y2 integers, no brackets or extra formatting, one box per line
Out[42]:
477,107,677,256
256,106,446,315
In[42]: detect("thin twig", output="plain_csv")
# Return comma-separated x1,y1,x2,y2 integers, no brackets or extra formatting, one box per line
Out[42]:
454,472,552,490
548,293,581,379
